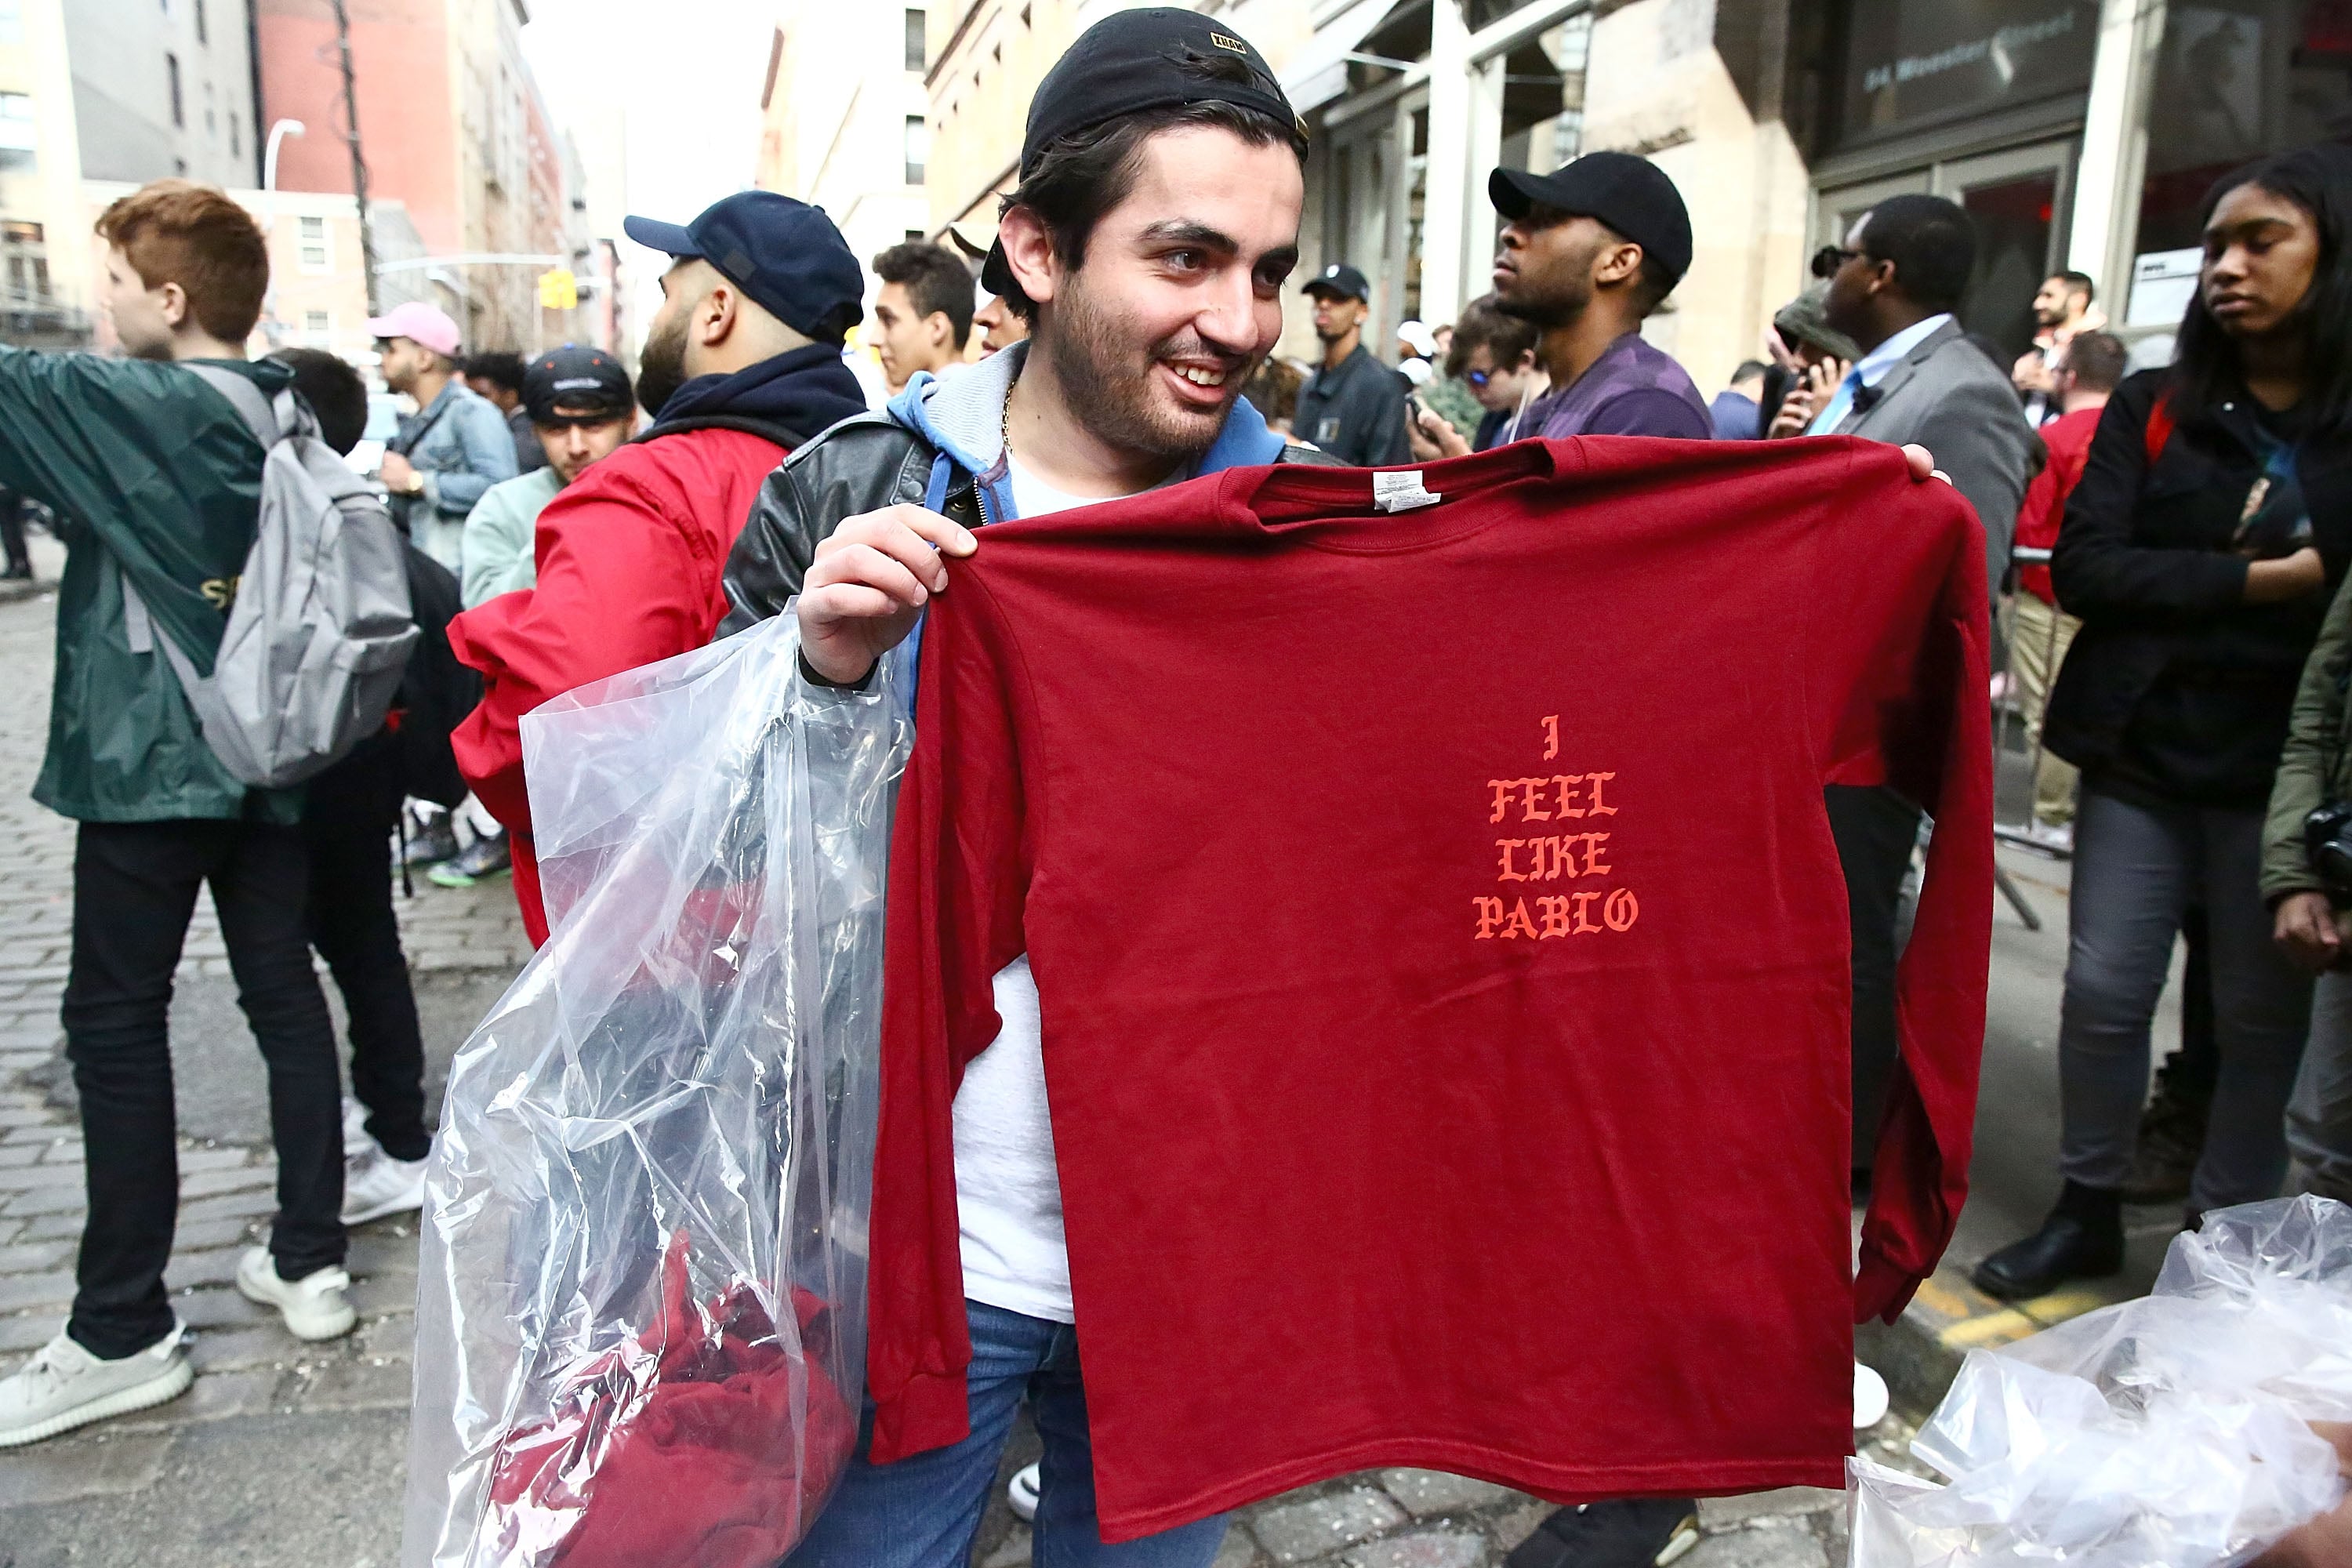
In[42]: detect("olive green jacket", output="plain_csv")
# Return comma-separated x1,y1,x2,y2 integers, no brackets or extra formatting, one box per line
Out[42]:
2264,566,2352,902
0,348,302,823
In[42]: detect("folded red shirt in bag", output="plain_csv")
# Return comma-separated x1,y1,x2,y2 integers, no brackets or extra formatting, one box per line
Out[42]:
487,1230,856,1567
869,437,1994,1537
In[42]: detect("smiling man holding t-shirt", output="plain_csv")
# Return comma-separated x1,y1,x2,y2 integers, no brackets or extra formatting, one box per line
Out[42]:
721,13,1335,1564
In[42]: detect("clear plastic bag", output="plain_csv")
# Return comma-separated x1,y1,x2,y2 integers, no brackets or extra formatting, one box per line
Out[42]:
399,612,912,1568
1851,1195,2352,1567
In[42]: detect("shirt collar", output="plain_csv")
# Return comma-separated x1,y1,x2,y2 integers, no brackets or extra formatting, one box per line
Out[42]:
1853,313,1952,387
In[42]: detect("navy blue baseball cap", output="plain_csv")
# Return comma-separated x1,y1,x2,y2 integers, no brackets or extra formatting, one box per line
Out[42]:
623,191,864,342
1302,262,1370,303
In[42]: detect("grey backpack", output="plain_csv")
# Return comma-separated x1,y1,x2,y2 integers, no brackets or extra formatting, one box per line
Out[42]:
122,365,420,789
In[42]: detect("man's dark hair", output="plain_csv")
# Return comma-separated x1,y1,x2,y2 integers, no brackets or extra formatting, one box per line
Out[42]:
2174,143,2352,434
270,347,370,456
996,54,1308,325
2060,330,2127,393
1443,294,1539,379
1859,194,1976,314
1730,358,1769,383
463,350,528,395
873,241,976,350
2050,269,2096,305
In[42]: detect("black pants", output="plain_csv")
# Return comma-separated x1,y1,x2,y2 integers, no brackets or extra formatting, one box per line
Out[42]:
61,820,345,1359
0,492,28,576
1828,784,1925,1172
306,819,431,1161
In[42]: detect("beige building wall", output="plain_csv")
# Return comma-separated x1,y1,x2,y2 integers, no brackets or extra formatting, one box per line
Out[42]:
1581,0,1809,395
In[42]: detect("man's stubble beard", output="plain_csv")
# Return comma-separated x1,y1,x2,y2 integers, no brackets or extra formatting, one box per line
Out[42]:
636,314,688,418
1494,232,1599,332
1040,271,1254,466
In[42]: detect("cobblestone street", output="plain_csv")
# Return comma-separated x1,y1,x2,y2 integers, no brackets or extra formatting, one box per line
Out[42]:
0,567,1910,1565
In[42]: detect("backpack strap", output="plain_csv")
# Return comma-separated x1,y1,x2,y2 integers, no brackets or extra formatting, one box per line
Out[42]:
184,363,281,449
2145,392,2176,466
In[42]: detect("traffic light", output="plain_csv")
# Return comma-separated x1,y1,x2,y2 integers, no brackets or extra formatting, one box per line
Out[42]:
537,267,577,310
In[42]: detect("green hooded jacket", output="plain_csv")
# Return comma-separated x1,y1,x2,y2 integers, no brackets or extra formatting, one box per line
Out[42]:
0,347,303,823
2265,567,2352,904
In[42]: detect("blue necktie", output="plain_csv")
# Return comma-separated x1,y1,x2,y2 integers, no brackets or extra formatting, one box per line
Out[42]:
1807,368,1865,436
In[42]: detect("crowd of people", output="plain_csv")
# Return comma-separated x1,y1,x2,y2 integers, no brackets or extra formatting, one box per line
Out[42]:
0,4,2343,1563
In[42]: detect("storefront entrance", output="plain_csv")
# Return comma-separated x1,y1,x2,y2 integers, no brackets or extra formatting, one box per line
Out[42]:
1816,137,2078,360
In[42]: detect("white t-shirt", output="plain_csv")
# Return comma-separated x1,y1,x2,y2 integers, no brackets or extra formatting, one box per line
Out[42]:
952,453,1139,1323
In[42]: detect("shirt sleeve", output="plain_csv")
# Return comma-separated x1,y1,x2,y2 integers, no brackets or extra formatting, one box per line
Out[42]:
867,577,1033,1465
1836,464,1995,1323
1362,373,1414,467
459,481,535,608
1581,389,1714,440
423,400,520,519
448,454,716,834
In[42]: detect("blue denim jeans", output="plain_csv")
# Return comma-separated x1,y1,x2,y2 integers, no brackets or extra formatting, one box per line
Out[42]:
787,1300,1229,1568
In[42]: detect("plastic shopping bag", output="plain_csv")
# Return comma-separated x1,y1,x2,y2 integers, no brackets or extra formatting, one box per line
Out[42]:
1850,1195,2352,1567
400,612,911,1568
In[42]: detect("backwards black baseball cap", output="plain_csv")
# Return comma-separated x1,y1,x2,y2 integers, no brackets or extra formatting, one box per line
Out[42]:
1301,262,1370,303
623,191,864,342
1490,151,1695,286
523,343,632,423
980,7,1305,297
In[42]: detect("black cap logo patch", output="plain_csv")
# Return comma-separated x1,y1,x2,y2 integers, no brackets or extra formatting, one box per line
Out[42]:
1208,31,1248,55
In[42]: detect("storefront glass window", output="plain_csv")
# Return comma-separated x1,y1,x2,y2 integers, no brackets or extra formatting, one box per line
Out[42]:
1496,15,1589,177
1834,0,2100,152
2127,0,2352,325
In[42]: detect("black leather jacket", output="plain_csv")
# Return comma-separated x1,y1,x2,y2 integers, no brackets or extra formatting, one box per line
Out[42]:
718,408,1341,635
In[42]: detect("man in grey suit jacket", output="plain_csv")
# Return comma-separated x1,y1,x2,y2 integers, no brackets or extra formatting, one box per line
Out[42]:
1809,193,2038,611
1797,193,2036,1190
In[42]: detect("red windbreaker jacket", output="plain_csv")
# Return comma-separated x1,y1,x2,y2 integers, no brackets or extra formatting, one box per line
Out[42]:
870,436,1993,1537
448,426,786,943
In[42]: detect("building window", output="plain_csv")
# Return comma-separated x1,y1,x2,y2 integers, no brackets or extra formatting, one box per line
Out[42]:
904,9,925,71
303,310,329,341
229,113,239,156
0,0,21,46
194,0,206,42
167,55,183,128
904,115,927,184
0,93,34,154
299,215,328,272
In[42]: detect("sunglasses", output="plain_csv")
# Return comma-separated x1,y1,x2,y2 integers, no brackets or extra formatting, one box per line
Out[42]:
1465,368,1494,388
531,410,630,431
1810,244,1864,279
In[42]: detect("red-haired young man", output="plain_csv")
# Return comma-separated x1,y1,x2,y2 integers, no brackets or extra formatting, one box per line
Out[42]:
0,181,357,1448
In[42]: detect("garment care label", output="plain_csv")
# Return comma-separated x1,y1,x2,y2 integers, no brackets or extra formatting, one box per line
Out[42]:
1371,470,1441,513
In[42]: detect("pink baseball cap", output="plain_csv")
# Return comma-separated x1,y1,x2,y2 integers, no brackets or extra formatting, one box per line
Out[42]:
365,300,462,358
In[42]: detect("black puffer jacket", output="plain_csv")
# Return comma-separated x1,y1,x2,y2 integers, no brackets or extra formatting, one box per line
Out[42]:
2046,368,2352,810
719,407,1341,634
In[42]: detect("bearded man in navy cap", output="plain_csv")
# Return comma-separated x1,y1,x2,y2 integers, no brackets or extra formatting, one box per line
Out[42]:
447,191,870,943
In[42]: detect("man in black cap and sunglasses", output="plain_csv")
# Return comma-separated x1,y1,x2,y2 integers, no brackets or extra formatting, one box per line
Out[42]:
1488,151,1712,441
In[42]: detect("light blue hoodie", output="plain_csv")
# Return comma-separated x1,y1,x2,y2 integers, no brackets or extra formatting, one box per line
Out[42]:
884,340,1288,524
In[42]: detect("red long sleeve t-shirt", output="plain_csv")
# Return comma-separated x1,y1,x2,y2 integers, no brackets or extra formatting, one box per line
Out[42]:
871,436,1992,1537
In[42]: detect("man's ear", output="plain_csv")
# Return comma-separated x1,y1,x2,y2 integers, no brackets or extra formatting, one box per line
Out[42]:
1594,241,1644,289
699,280,738,347
926,310,951,350
998,205,1060,313
157,280,190,331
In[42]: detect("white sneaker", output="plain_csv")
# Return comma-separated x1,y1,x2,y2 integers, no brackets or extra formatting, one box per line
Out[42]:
1007,1460,1040,1523
0,1324,192,1446
236,1247,357,1341
340,1094,377,1162
342,1146,428,1225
